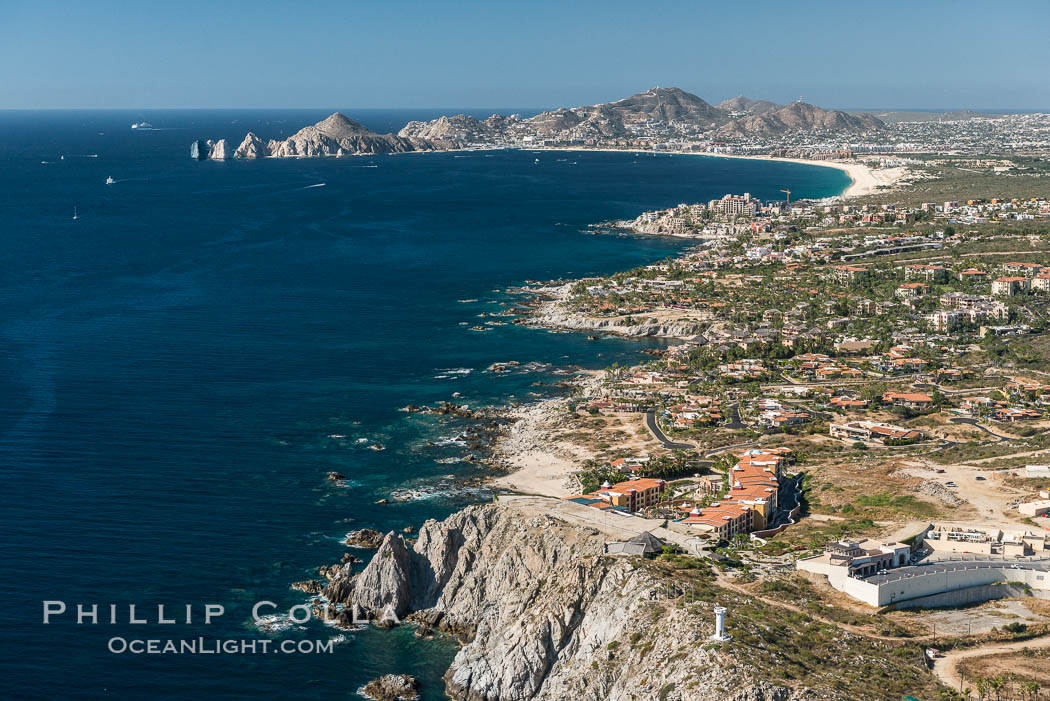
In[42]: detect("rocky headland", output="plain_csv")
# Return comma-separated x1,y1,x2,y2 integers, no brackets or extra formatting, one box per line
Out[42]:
192,112,457,159
317,501,917,700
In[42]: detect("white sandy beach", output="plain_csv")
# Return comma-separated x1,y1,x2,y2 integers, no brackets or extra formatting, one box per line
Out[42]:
491,398,579,497
536,146,907,199
492,372,612,497
690,152,908,199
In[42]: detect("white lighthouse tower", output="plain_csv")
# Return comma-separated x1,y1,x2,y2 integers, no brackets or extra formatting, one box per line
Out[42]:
711,605,731,642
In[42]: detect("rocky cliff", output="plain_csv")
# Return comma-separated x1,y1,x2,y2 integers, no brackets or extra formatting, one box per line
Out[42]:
322,504,816,701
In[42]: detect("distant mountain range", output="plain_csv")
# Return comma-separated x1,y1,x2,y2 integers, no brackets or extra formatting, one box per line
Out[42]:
196,87,888,159
400,87,887,143
401,87,886,142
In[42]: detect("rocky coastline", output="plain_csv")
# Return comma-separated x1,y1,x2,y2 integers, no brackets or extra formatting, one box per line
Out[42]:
312,503,818,701
522,283,705,340
268,119,917,697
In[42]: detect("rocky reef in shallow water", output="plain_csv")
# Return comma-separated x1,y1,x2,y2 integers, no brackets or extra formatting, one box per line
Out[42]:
194,112,457,159
360,674,420,701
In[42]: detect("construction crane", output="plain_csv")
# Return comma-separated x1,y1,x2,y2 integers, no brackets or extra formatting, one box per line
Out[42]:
780,189,791,205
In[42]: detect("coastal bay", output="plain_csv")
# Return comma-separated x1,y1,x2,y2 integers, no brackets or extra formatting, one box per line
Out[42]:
532,147,907,199
0,110,850,699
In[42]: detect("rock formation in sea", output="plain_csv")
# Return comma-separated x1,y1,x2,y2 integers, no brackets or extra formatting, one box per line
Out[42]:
198,113,458,159
320,504,816,700
208,139,231,160
233,132,267,158
189,139,210,160
344,527,385,548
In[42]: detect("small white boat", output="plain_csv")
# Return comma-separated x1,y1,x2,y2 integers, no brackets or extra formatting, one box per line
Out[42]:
72,206,79,221
106,176,115,185
131,121,153,130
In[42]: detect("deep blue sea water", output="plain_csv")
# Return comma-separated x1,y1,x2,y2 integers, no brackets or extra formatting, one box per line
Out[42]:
0,109,848,699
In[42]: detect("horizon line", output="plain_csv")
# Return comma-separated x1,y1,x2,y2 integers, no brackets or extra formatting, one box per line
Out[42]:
2,105,1050,114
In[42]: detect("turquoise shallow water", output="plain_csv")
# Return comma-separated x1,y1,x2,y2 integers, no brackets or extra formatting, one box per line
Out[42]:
0,109,848,699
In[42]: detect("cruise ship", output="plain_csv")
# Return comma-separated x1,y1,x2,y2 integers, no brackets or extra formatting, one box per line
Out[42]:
131,121,153,130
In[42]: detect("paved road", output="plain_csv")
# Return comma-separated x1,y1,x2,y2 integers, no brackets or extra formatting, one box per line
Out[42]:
724,402,745,429
498,494,694,546
644,410,696,450
949,417,1017,441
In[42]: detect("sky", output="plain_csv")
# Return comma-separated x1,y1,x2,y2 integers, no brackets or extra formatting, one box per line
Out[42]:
2,0,1050,111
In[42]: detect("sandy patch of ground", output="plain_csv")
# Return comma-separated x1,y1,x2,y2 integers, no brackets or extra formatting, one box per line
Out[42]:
491,380,665,497
896,458,1029,529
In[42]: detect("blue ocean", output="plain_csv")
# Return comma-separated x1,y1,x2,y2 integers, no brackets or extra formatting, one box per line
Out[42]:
0,109,848,699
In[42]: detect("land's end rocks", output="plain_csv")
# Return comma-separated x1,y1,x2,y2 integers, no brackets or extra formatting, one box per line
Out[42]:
234,131,267,158
361,674,420,701
195,112,456,159
189,139,210,160
208,139,231,160
188,138,232,160
323,504,812,701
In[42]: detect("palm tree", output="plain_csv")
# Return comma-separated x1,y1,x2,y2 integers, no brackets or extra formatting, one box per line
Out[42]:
975,678,988,701
989,675,1006,701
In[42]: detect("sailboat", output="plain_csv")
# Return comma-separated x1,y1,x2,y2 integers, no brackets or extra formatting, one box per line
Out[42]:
72,206,79,221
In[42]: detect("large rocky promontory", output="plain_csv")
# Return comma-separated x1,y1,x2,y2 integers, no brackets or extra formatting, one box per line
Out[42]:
195,112,457,159
320,503,823,700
